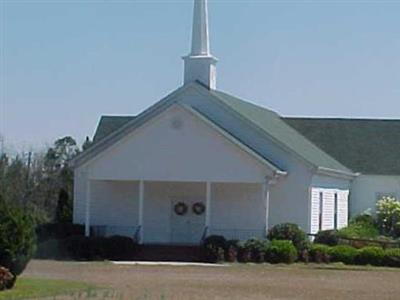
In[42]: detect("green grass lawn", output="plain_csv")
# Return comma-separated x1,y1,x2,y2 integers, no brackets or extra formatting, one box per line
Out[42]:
0,278,96,300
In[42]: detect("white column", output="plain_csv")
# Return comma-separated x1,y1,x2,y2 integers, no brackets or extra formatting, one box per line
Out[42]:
85,179,91,237
205,182,211,228
263,181,271,237
138,180,144,244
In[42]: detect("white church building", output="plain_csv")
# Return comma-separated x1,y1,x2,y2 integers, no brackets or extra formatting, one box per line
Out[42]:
71,0,400,245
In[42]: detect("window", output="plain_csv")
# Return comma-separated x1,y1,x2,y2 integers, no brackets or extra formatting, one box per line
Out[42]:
334,193,338,230
319,192,323,231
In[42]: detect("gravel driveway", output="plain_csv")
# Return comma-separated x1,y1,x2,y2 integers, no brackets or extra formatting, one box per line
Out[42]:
23,260,400,300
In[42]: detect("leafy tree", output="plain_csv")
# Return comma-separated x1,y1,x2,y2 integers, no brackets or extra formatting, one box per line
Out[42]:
55,189,72,223
0,194,36,283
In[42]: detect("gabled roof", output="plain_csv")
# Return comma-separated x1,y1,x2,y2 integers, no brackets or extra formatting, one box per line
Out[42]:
93,116,135,143
209,90,351,173
75,82,355,176
284,118,400,175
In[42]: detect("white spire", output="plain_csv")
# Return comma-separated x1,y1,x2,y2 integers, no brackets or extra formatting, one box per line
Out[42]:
183,0,217,90
191,0,210,56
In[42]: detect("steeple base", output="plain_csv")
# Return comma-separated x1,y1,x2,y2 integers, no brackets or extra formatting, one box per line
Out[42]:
183,55,217,90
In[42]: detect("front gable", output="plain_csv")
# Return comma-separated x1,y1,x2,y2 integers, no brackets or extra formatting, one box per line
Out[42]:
83,104,275,183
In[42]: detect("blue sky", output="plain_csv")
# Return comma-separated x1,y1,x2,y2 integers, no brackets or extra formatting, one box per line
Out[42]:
1,0,400,152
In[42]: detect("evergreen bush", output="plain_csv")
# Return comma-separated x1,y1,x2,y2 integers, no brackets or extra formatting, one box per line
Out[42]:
0,196,36,277
264,240,297,264
267,223,308,251
329,245,358,265
308,244,331,263
355,247,385,266
383,248,400,268
202,235,226,263
314,230,339,246
243,238,266,263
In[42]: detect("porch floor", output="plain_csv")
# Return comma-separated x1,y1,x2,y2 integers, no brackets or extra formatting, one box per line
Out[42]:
135,245,204,262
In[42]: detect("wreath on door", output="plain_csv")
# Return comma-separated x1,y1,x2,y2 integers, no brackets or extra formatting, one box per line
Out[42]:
192,202,206,215
174,202,188,216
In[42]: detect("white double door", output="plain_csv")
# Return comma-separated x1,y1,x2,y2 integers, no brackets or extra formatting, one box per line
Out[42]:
170,199,206,245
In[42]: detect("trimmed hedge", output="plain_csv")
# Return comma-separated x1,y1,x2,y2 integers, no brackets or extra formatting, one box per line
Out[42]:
329,245,358,265
267,223,308,251
384,248,400,267
265,240,297,264
355,247,385,266
308,244,331,263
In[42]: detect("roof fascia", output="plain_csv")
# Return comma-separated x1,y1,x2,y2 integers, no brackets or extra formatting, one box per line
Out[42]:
316,166,360,180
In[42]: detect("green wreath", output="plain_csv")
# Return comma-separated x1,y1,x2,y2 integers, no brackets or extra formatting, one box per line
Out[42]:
174,202,188,216
192,202,206,215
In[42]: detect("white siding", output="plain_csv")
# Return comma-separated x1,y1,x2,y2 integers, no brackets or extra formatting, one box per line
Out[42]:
210,183,265,241
351,175,400,215
83,105,269,183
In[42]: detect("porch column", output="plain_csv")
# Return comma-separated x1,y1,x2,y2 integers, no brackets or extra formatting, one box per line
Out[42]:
85,179,91,237
138,180,144,244
205,182,212,229
263,180,271,237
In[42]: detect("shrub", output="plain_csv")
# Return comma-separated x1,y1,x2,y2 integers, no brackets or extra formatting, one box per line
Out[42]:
63,235,137,261
309,244,331,263
376,197,400,237
225,240,240,262
350,214,376,227
0,266,15,291
267,223,308,251
355,247,385,266
383,248,400,268
36,223,85,243
0,197,36,277
202,235,226,263
35,239,68,260
237,245,252,263
329,245,358,265
265,240,297,264
338,222,379,240
243,238,266,263
314,230,339,246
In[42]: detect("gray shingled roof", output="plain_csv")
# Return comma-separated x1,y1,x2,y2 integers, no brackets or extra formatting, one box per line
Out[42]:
209,90,351,173
93,116,135,142
284,118,400,175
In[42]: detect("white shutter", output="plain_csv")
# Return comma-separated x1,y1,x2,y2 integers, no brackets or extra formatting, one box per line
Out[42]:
310,188,321,234
322,190,335,230
337,190,349,229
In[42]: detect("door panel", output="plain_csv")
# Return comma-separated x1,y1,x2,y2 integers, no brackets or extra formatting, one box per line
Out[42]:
170,199,205,245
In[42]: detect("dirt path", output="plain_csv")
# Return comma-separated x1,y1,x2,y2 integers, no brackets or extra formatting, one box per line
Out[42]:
23,260,400,300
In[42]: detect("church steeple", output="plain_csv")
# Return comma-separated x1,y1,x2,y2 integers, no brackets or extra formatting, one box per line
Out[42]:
183,0,217,90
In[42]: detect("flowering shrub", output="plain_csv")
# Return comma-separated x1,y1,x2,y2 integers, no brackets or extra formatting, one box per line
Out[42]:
376,197,400,237
0,266,15,290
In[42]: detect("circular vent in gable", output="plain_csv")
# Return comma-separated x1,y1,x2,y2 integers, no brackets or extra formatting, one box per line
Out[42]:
170,117,183,130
